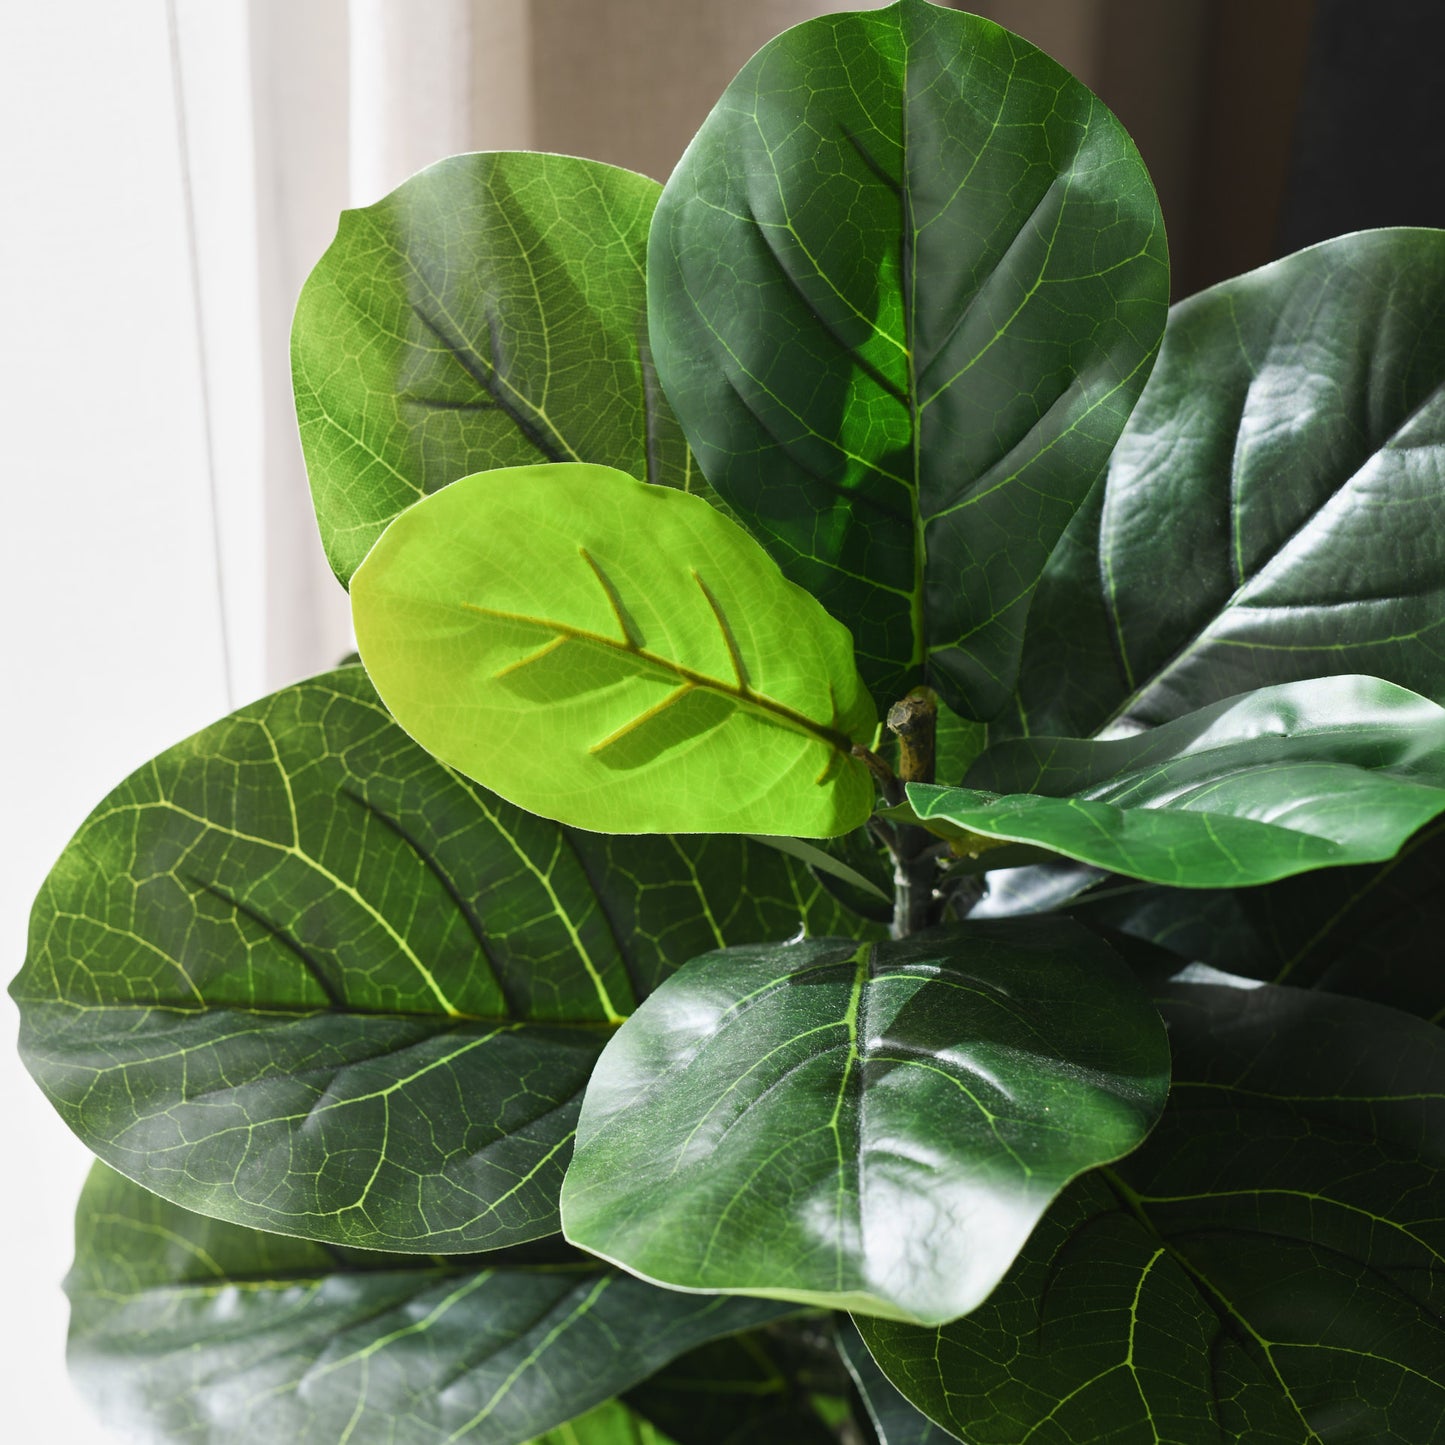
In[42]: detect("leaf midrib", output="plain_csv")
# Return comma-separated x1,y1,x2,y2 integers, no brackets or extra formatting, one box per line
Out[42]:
460,600,854,754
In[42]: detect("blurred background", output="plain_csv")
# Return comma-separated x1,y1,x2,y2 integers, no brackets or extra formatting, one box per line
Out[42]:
3,0,1439,1438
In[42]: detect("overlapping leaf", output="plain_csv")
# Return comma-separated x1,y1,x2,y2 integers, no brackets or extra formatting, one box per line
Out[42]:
624,1326,851,1445
561,920,1169,1326
648,0,1167,717
351,464,877,836
1072,819,1445,1022
12,668,866,1252
908,675,1445,888
1007,226,1445,739
66,1163,786,1445
836,1319,948,1445
859,978,1445,1442
293,151,714,586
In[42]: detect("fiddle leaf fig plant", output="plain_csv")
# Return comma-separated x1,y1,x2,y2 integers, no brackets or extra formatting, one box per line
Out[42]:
13,2,1445,1441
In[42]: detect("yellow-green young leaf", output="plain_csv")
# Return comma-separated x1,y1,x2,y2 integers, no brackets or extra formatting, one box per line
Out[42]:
352,463,877,836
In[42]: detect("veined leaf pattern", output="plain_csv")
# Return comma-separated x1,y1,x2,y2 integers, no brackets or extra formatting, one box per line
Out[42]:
13,668,869,1252
351,464,877,837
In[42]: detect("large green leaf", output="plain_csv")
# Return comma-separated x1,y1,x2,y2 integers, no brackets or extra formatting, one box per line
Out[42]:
1008,227,1445,740
859,977,1445,1442
293,151,711,586
1072,819,1445,1022
908,675,1445,888
560,920,1169,1326
12,668,866,1252
351,463,877,836
648,0,1167,718
66,1163,786,1445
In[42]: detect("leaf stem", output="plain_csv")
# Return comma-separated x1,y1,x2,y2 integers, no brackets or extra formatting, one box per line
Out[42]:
885,687,939,938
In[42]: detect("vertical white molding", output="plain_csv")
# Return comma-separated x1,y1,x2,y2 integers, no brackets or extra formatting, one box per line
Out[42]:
2,5,237,1440
348,0,477,205
170,0,264,708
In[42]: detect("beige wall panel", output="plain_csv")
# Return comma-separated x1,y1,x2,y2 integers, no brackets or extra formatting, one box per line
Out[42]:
527,0,892,182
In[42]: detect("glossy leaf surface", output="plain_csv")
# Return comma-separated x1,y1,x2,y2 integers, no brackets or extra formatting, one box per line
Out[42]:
13,669,863,1252
66,1164,785,1445
1074,818,1445,1021
293,151,709,585
352,464,877,836
1009,227,1445,739
860,978,1445,1442
561,920,1169,1325
649,0,1167,717
910,676,1445,888
836,1318,949,1445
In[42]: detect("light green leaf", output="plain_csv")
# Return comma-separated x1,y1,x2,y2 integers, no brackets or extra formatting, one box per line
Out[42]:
352,463,877,836
66,1163,785,1445
648,0,1167,718
293,151,711,586
12,668,866,1252
858,978,1445,1442
909,675,1445,888
1007,227,1445,739
528,1400,678,1445
560,920,1169,1326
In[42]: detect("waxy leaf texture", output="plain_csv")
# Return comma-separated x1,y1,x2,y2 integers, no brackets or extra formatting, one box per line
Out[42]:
562,920,1168,1326
13,669,863,1252
294,151,710,585
67,1164,785,1445
914,675,1445,888
860,978,1445,1442
1009,227,1445,739
649,0,1167,718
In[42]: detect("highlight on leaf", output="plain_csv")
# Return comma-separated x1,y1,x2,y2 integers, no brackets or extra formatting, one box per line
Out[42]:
908,675,1445,889
351,462,878,837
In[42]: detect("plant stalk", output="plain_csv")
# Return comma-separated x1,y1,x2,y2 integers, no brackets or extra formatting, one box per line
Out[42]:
886,687,938,938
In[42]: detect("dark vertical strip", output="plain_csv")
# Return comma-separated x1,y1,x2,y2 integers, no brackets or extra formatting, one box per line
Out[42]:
1277,0,1445,255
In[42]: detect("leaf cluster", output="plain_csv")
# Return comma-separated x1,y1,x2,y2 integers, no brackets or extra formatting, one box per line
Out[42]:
13,3,1445,1442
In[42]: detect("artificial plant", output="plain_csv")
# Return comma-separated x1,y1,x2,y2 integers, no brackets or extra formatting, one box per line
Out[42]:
14,2,1445,1441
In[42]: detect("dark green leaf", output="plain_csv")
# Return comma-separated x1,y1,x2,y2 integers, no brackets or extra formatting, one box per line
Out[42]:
561,920,1169,1326
12,668,867,1252
934,701,987,788
648,0,1167,717
67,1163,785,1445
1009,227,1445,739
351,463,877,837
910,675,1445,888
1073,819,1445,1022
860,978,1445,1442
625,1325,847,1445
293,151,712,587
836,1318,949,1445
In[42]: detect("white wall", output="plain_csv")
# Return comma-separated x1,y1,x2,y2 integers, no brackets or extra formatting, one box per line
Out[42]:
1,5,235,1440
